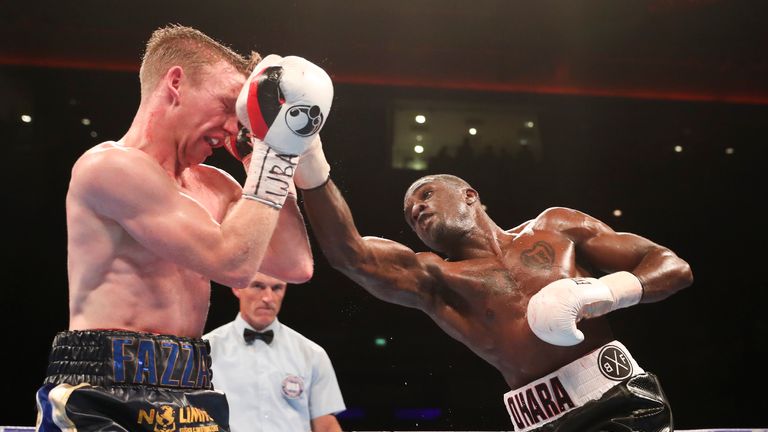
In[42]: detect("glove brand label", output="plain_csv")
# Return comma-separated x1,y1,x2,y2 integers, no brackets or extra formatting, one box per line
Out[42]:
285,104,324,137
253,152,298,203
598,345,633,380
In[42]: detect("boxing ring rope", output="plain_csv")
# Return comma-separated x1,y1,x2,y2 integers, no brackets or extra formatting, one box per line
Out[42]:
351,430,765,432
6,428,767,431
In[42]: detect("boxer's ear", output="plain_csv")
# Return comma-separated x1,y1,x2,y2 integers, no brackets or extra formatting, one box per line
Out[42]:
465,188,478,205
164,66,183,106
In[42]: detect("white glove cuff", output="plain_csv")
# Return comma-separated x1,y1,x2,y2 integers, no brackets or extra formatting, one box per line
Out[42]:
243,140,299,209
599,271,643,311
294,136,330,190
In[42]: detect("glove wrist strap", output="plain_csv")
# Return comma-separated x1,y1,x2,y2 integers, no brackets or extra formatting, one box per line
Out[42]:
242,141,299,209
295,137,330,190
599,271,643,310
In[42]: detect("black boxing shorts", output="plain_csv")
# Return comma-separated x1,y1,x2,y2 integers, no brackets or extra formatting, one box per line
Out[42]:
503,341,672,432
35,330,229,432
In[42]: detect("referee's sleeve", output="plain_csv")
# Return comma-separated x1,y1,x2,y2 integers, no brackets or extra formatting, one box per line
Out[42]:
308,347,346,418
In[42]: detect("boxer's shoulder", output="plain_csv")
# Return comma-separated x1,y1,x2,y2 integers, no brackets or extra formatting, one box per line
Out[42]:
537,206,582,221
73,141,160,178
531,207,592,231
70,143,160,199
187,163,242,197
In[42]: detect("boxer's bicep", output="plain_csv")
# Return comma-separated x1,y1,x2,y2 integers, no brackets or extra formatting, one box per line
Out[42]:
561,209,692,301
579,230,692,303
554,208,654,272
578,231,658,273
73,150,258,284
338,236,439,309
576,226,671,276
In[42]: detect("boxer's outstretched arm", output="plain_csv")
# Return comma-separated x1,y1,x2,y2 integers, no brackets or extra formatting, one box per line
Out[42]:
553,207,694,302
72,147,281,288
302,180,439,309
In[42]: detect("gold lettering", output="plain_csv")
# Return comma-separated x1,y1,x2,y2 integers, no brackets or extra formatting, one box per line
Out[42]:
179,426,219,432
179,407,215,424
190,407,198,422
138,409,155,424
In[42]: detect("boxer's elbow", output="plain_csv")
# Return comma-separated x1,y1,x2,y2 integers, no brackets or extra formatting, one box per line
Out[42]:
296,259,315,283
672,258,694,292
214,273,251,290
657,252,694,299
282,259,314,284
213,252,264,288
214,265,257,289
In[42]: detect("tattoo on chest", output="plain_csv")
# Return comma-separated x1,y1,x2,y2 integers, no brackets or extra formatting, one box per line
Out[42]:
520,241,555,270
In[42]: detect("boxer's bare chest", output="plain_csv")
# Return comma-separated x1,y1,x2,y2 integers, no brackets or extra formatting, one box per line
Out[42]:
178,169,232,223
428,230,589,379
440,230,578,322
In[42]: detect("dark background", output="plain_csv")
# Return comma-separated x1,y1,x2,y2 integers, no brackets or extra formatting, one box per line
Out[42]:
2,1,767,430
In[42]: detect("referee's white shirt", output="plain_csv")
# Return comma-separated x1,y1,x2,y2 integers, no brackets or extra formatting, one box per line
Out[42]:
205,314,346,432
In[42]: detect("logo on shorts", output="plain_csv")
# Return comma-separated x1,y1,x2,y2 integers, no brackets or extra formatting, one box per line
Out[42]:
285,104,324,137
505,376,576,431
137,405,218,432
281,374,305,399
598,345,633,381
137,405,177,432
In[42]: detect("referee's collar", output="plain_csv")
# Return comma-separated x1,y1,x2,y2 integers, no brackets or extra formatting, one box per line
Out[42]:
234,313,281,340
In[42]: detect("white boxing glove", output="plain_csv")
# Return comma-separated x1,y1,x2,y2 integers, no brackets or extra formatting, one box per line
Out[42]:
294,135,330,190
526,271,643,346
235,54,333,155
228,54,332,209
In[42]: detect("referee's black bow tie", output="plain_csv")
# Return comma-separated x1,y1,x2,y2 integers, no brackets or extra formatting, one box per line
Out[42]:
243,328,274,345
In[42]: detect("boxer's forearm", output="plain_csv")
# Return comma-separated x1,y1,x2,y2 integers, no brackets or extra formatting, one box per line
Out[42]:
302,179,369,270
633,248,693,303
213,198,283,287
258,196,314,284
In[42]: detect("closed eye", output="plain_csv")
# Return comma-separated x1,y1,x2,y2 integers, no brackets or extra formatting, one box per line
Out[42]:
221,96,236,113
